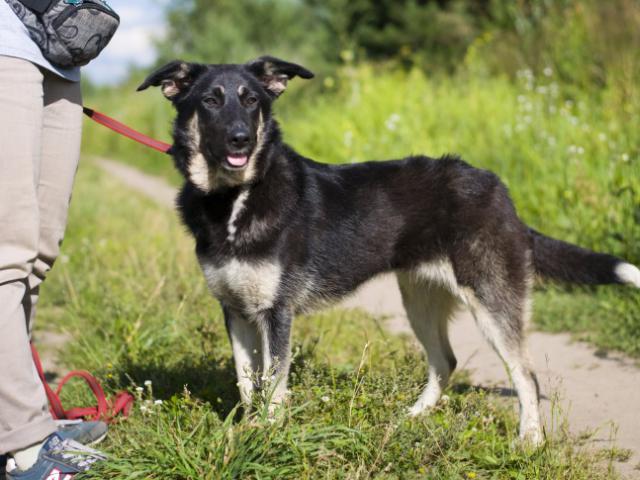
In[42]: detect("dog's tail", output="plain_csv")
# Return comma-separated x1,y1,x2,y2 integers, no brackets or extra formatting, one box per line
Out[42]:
530,228,640,287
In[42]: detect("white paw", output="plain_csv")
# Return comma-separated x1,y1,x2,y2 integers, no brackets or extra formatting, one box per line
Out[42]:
406,401,436,417
519,425,544,448
406,405,425,417
406,393,445,417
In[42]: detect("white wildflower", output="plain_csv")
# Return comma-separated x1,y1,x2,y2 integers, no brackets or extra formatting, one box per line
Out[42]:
154,400,163,406
144,380,152,386
321,395,330,403
621,153,630,162
343,130,353,148
543,66,553,77
135,386,144,393
385,113,401,131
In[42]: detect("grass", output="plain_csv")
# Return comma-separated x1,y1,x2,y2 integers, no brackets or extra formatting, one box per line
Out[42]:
82,64,640,357
36,161,623,478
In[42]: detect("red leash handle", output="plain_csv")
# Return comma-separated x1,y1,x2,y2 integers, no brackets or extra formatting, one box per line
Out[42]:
83,107,173,155
31,343,134,422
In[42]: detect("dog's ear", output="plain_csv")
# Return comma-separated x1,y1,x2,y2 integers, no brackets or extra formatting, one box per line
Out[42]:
245,56,314,97
137,60,206,101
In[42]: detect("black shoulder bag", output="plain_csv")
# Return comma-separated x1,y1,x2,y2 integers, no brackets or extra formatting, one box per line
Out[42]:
5,0,120,68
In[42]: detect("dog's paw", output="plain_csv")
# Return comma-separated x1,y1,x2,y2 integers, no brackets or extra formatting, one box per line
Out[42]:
406,394,448,417
406,405,426,417
519,426,545,449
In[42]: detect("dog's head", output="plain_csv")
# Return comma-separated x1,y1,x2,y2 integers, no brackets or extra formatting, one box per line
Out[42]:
137,56,313,193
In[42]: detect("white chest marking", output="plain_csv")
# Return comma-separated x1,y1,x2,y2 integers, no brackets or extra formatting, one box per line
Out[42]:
201,259,282,315
227,189,250,242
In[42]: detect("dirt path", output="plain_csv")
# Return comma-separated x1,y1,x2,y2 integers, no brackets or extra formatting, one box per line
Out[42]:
97,157,640,478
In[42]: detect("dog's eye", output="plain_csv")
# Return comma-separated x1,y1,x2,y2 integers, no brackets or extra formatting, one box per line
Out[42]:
245,96,258,107
203,97,221,108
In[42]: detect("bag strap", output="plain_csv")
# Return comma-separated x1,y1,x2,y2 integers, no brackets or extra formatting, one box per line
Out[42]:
31,342,134,422
17,0,53,14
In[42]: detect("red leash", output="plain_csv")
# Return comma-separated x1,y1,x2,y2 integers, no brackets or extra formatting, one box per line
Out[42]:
29,107,167,422
31,343,134,422
82,107,173,155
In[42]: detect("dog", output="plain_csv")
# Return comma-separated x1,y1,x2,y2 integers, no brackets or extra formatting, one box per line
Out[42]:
137,56,640,445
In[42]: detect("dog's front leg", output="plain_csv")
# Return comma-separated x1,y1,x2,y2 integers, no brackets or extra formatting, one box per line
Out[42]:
258,306,293,412
224,307,261,406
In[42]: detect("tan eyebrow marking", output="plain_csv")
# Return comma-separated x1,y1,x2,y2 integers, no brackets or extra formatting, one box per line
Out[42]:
238,85,247,96
213,85,225,94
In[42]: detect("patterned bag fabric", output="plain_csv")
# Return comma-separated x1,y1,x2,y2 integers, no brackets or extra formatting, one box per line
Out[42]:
5,0,119,67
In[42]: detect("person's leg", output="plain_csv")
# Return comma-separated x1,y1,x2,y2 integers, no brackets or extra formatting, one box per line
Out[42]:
25,69,82,330
0,56,56,455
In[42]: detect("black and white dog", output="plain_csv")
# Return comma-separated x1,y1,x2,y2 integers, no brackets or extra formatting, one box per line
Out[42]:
138,56,640,445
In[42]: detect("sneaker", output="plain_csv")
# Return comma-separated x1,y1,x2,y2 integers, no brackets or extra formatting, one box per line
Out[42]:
0,421,107,480
5,433,105,479
55,421,108,446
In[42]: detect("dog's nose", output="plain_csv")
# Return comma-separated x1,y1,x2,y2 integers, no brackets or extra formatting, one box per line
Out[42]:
229,130,250,149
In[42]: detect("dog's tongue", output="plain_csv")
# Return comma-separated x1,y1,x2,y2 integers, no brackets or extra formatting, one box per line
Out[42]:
227,155,248,167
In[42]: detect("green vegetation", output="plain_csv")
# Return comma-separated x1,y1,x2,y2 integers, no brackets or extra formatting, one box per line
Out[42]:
38,162,621,478
157,0,640,89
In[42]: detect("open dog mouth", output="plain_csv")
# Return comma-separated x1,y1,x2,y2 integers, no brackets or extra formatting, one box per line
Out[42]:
225,154,249,169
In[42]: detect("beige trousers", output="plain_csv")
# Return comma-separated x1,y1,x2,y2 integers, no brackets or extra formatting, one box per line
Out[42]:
0,56,82,454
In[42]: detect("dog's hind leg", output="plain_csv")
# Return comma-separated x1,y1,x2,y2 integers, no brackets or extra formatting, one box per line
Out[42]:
224,308,261,405
469,294,543,446
397,273,458,416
